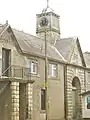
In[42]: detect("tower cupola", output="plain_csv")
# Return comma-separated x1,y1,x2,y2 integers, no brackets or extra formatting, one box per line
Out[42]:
36,0,60,45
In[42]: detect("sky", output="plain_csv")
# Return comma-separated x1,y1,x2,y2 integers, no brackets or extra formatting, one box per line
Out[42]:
0,0,90,52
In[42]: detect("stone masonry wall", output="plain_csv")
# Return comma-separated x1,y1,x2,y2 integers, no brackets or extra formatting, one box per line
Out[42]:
11,82,33,120
27,83,33,120
11,82,19,120
66,65,85,120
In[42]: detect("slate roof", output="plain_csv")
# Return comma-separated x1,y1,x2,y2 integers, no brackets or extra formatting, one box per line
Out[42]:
42,7,54,13
55,37,86,66
0,24,86,65
0,24,5,34
12,28,65,62
0,23,9,38
55,37,76,61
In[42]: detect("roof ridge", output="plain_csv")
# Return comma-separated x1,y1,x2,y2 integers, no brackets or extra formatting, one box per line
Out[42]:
12,28,53,47
0,24,3,26
0,24,9,37
51,46,66,62
12,28,42,40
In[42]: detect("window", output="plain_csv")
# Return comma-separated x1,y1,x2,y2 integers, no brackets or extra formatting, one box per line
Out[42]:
49,63,57,77
87,72,90,83
41,89,45,110
2,48,11,76
29,60,37,74
30,61,37,74
87,96,90,109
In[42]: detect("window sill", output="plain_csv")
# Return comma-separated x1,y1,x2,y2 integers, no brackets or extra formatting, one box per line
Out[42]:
48,76,59,80
32,74,40,77
48,76,56,78
28,73,40,78
1,76,9,79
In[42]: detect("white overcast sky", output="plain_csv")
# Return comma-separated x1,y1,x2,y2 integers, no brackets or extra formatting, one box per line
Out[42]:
0,0,90,52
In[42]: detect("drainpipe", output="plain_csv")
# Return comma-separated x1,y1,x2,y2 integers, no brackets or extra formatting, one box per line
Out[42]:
64,64,67,120
84,69,86,92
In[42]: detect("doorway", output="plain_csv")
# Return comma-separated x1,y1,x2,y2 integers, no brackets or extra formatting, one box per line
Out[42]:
72,77,81,119
2,48,11,76
19,83,28,120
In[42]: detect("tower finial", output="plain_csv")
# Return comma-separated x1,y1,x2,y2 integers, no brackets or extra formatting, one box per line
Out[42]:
47,0,49,8
42,0,54,13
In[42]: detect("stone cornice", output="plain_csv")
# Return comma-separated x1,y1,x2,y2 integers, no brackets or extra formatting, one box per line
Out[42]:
36,12,60,18
36,27,60,34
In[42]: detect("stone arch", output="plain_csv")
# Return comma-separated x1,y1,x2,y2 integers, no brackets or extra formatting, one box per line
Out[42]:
72,76,82,119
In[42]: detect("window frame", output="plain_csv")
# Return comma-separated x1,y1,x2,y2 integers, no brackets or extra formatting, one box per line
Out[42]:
28,60,38,74
2,48,11,76
87,72,90,83
87,96,90,109
48,62,57,77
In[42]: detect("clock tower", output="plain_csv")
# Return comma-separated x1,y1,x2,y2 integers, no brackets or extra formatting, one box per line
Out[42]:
36,2,60,45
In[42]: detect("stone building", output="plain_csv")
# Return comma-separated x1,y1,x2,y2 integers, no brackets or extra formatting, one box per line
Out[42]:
0,4,90,120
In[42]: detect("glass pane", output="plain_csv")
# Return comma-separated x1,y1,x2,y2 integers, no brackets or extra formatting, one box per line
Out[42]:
33,63,36,72
52,64,56,70
52,69,56,77
49,63,57,77
87,103,90,109
52,64,56,77
87,96,90,103
41,89,45,110
49,64,52,76
30,61,37,74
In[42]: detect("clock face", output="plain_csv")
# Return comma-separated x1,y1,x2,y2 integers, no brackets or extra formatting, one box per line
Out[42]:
39,17,48,27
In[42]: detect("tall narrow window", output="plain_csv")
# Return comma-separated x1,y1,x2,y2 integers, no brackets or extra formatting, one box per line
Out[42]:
41,89,45,110
2,48,11,76
49,63,57,77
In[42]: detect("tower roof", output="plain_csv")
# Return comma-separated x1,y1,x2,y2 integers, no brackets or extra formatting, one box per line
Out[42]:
42,7,54,13
42,0,54,13
37,0,59,17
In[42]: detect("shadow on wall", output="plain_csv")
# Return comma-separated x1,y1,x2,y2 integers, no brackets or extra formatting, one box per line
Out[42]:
0,82,11,120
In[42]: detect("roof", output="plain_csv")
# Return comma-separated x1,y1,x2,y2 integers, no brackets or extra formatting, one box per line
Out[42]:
55,37,76,60
37,7,59,18
0,24,6,34
55,37,86,66
0,23,86,65
12,28,65,62
42,7,54,13
0,23,9,38
83,52,90,68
